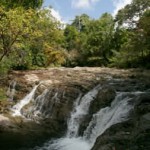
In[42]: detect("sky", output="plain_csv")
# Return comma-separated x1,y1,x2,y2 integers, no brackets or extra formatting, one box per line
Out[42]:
43,0,132,23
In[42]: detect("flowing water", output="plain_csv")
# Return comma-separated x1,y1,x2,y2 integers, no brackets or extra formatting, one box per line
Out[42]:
11,84,39,117
25,88,61,119
83,92,136,144
34,89,140,150
7,80,16,101
30,89,49,118
67,85,101,138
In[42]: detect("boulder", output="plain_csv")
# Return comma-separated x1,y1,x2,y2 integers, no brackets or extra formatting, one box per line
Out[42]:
0,67,150,150
91,93,150,150
89,86,116,114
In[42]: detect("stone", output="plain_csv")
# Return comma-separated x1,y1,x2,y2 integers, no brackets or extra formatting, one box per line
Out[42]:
91,93,150,150
89,86,116,114
0,67,150,149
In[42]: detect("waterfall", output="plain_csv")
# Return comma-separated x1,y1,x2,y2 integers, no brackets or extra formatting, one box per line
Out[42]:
7,80,16,101
83,92,135,145
67,85,101,137
30,89,49,118
23,88,61,119
35,90,141,150
11,84,39,117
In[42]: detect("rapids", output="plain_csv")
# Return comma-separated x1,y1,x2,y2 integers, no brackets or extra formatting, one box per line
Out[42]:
34,91,141,150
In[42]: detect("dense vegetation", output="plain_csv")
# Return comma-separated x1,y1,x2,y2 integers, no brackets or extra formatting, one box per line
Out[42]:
0,0,149,75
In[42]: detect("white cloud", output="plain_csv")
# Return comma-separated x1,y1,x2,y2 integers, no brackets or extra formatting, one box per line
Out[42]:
72,0,90,9
112,0,132,16
51,8,62,22
72,0,101,9
49,8,66,26
91,0,100,2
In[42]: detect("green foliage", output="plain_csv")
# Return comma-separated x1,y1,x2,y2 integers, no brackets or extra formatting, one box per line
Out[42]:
64,25,79,50
0,0,43,9
72,14,91,32
0,57,12,75
64,13,115,66
0,0,149,73
116,0,150,27
43,43,67,67
111,2,150,68
0,5,67,73
63,0,150,69
30,8,66,67
87,57,104,66
0,6,35,71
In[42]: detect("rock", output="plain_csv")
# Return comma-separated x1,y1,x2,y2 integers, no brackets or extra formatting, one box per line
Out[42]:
140,113,150,130
0,67,150,149
91,121,133,150
78,86,116,136
91,93,150,150
89,86,116,114
0,115,64,150
22,85,80,121
0,115,10,126
142,113,150,121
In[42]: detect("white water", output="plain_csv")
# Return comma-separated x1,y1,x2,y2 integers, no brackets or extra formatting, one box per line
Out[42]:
8,81,143,150
36,90,142,150
83,92,135,145
7,81,16,101
67,85,101,137
29,89,59,118
11,84,39,117
31,89,49,118
37,137,91,150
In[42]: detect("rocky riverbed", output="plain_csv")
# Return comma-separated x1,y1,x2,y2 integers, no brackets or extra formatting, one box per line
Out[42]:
0,67,150,150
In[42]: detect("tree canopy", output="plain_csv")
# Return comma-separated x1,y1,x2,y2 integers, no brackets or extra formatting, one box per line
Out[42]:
0,0,43,9
0,0,150,74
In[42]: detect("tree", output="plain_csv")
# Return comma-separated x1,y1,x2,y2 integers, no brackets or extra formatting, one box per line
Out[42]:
64,25,79,50
0,6,37,73
82,13,114,66
110,1,150,68
0,0,43,9
30,8,66,67
0,7,34,63
71,14,91,32
64,13,115,66
64,14,91,66
116,0,150,28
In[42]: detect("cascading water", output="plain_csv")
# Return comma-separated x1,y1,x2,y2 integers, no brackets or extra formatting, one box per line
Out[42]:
11,84,39,117
67,85,101,138
35,85,102,150
83,92,135,144
7,80,16,101
30,89,49,118
35,90,141,150
9,79,145,150
24,88,61,119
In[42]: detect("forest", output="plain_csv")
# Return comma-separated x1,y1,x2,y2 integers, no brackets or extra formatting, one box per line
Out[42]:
0,0,150,75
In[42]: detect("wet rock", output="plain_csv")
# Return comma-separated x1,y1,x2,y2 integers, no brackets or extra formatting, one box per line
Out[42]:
22,85,80,121
89,86,116,114
0,67,150,149
91,93,150,150
140,113,150,129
